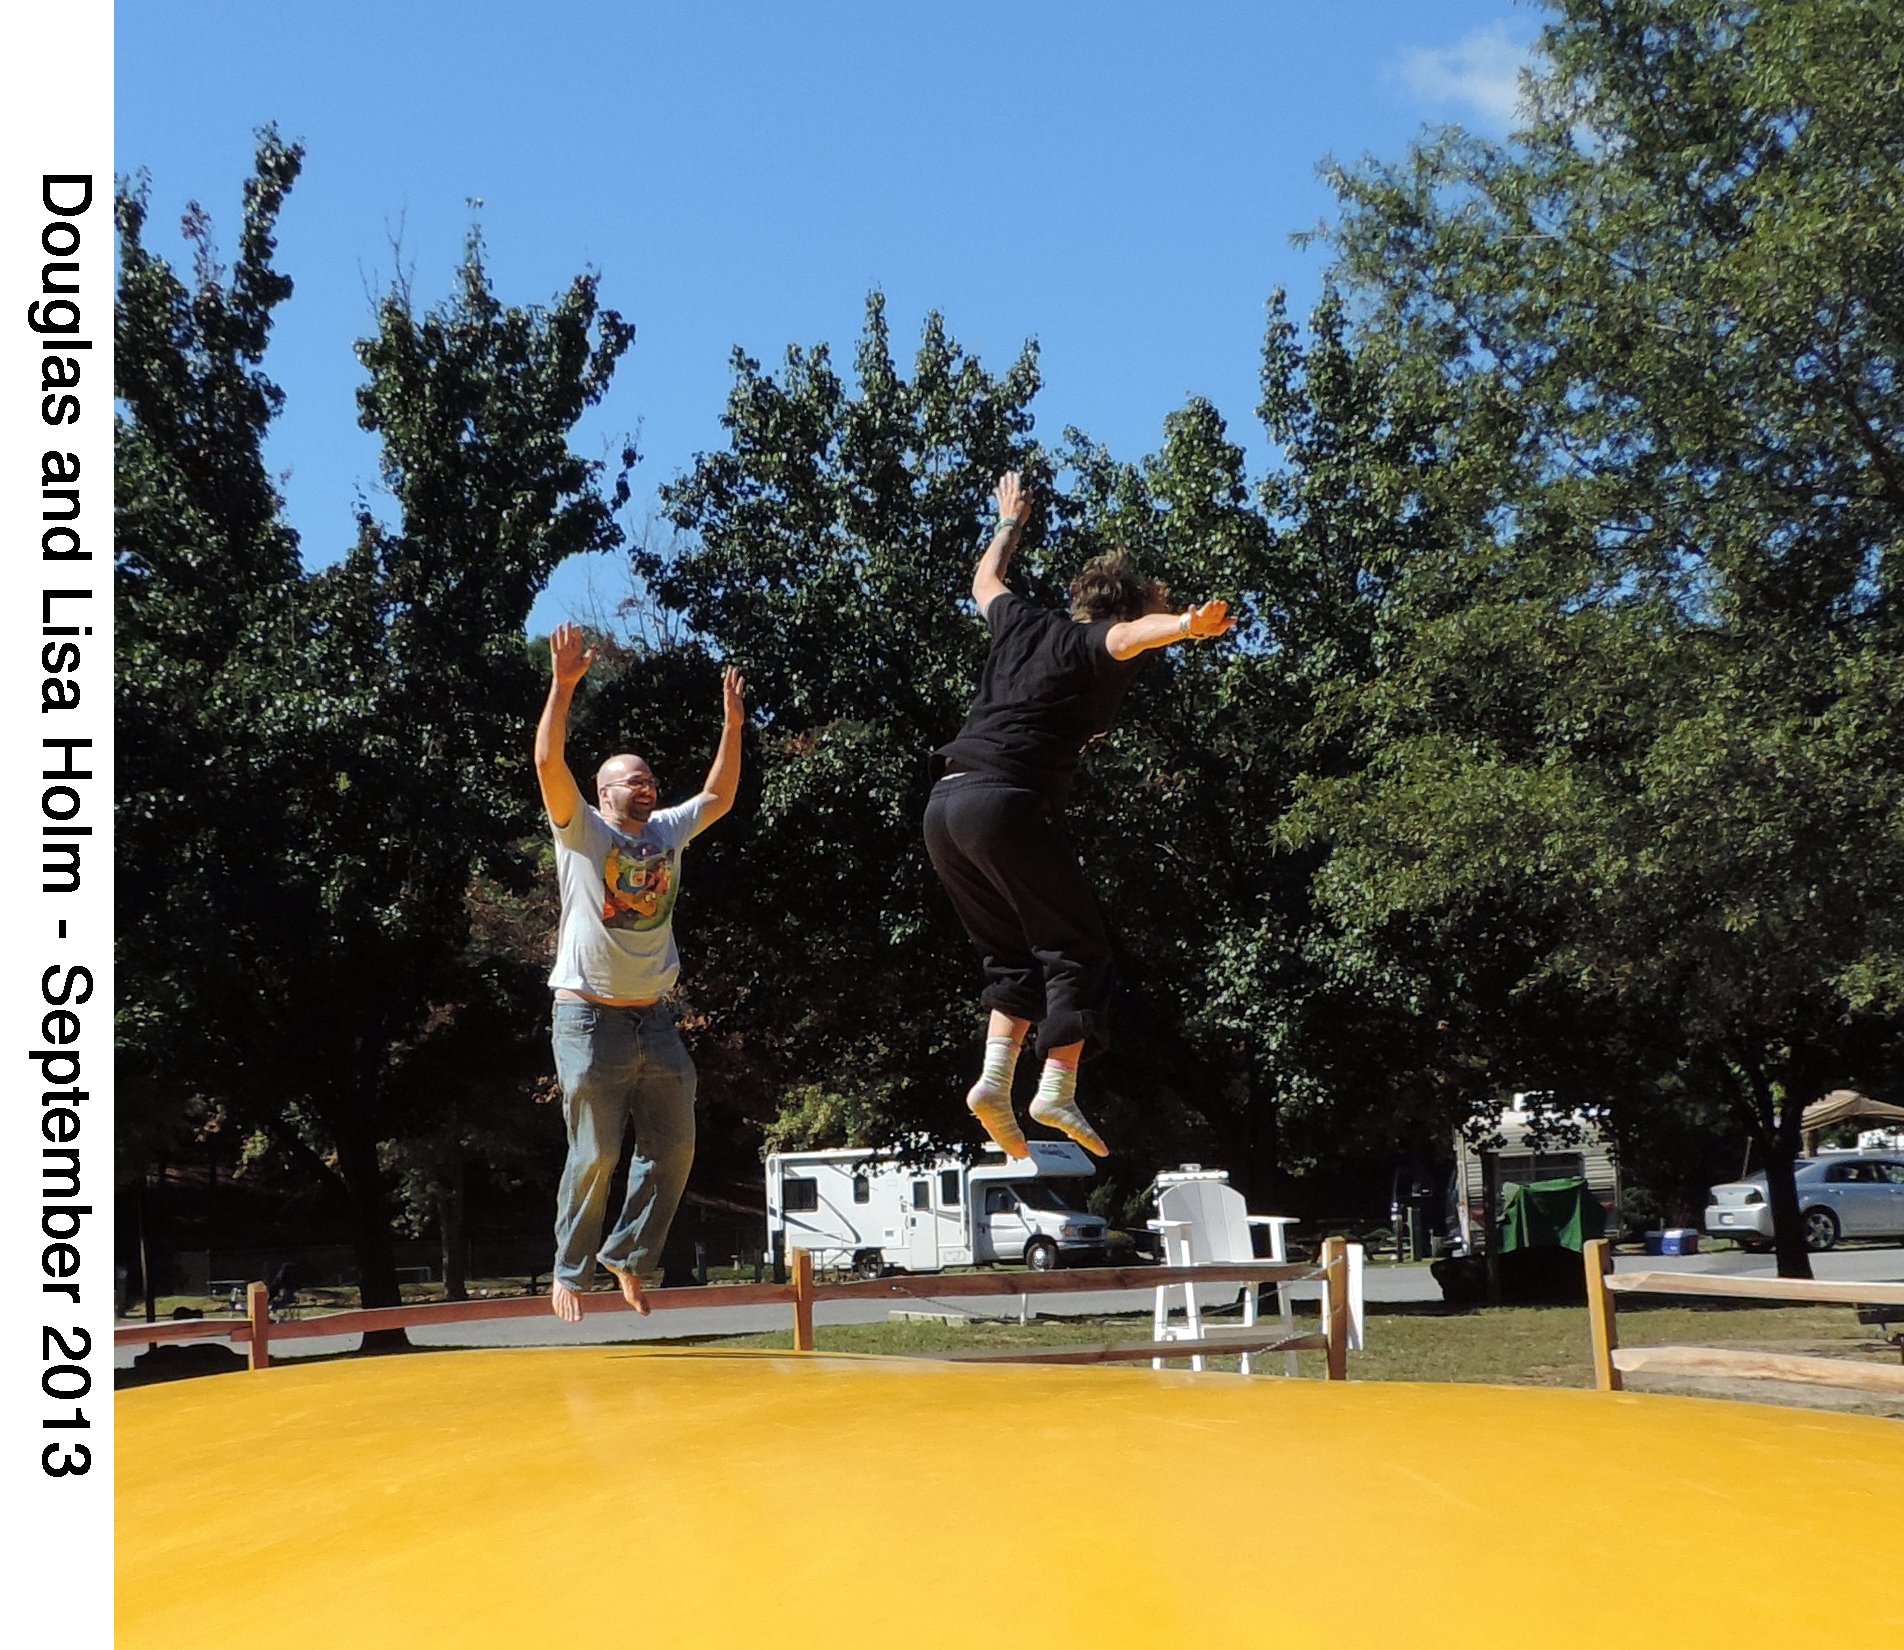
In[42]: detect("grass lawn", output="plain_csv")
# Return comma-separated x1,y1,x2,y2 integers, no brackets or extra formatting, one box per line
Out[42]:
697,1298,1903,1418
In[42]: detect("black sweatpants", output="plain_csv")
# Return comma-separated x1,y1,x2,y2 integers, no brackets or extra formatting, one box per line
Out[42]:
922,772,1115,1060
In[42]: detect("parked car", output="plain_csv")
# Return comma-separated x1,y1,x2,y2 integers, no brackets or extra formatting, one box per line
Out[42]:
1705,1153,1904,1251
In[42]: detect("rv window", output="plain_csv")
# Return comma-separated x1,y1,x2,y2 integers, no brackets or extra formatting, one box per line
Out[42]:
852,1174,871,1204
911,1180,930,1210
1010,1182,1078,1213
783,1177,819,1213
983,1187,1016,1215
939,1170,962,1206
1493,1153,1586,1189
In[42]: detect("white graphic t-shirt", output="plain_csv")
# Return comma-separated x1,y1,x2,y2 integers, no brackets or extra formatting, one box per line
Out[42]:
547,796,710,1000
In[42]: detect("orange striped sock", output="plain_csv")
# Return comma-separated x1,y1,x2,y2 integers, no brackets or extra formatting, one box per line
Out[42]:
1029,1056,1106,1156
966,1036,1027,1158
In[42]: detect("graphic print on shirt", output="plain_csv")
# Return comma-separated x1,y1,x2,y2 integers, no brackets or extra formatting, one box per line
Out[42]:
601,838,679,932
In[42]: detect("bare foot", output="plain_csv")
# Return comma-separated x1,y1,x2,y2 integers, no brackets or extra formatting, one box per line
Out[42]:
550,1278,584,1322
603,1262,652,1316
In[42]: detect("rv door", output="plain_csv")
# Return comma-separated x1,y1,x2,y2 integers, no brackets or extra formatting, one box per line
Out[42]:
904,1177,938,1270
979,1183,1031,1262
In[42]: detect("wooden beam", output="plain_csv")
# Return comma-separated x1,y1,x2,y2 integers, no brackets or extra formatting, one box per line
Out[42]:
121,1260,1320,1356
1584,1238,1621,1392
1323,1238,1349,1382
790,1250,815,1352
1612,1344,1904,1396
807,1261,1312,1304
1607,1273,1904,1308
113,1317,252,1349
259,1279,800,1342
246,1281,272,1372
926,1332,1330,1366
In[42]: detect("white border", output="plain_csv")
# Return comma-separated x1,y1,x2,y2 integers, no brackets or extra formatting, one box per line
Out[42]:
3,0,114,1632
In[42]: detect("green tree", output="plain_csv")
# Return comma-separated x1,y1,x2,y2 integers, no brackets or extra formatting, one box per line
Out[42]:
649,294,1430,1210
116,129,306,1176
1294,0,1904,1274
1049,389,1348,1200
116,131,635,1308
382,875,557,1300
645,294,1043,1146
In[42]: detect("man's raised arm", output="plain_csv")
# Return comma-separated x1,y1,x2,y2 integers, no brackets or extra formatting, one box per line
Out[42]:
693,665,748,829
972,470,1030,617
535,621,594,830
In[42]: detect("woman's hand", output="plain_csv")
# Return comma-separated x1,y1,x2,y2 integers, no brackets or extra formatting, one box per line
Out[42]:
993,471,1031,531
1182,600,1235,640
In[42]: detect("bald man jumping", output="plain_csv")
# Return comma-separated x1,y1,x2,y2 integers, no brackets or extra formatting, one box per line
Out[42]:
535,621,745,1323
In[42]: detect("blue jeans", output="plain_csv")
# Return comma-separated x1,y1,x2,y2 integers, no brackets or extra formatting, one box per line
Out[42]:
550,998,697,1291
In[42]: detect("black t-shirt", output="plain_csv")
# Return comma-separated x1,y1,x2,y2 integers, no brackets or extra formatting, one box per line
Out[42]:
933,592,1138,805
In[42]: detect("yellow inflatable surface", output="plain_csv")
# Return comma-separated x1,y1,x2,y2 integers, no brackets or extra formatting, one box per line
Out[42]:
119,1347,1904,1649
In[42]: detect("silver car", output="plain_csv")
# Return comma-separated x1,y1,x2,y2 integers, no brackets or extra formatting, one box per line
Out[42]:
1705,1154,1904,1251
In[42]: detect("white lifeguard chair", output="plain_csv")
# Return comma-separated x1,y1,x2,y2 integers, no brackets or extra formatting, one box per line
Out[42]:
1148,1171,1301,1374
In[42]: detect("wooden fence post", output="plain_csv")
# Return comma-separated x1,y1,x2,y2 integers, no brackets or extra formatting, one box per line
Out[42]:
246,1280,272,1372
1584,1237,1621,1391
1323,1238,1349,1381
791,1249,815,1352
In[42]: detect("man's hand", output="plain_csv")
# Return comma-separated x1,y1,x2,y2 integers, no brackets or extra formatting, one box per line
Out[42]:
696,664,748,830
550,621,596,690
993,471,1031,531
537,622,593,828
1185,600,1236,641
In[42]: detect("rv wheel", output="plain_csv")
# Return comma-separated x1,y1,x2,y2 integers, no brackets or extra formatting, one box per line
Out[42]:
852,1250,885,1281
1023,1238,1060,1272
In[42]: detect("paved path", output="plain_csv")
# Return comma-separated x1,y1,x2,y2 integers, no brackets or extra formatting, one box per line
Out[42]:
117,1244,1904,1368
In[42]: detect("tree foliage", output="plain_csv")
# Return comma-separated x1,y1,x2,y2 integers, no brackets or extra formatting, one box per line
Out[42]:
1290,0,1904,1272
118,4,1904,1282
116,130,634,1305
116,129,306,1171
642,296,1043,1148
643,296,1446,1207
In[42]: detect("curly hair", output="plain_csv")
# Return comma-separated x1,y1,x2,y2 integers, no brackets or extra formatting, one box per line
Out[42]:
1068,549,1171,624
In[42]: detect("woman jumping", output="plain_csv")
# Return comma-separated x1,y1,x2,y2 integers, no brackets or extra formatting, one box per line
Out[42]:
924,471,1234,1160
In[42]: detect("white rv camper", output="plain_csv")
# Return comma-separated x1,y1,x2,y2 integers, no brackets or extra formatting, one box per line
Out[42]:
1452,1097,1621,1252
766,1140,1107,1277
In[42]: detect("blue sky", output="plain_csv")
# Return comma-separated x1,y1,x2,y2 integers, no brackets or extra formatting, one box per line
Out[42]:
115,1,1536,634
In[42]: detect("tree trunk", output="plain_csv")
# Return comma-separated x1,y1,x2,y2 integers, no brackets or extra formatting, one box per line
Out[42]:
439,1151,468,1303
137,1174,157,1324
331,1111,410,1350
1191,1046,1254,1203
1763,1122,1812,1280
1733,1044,1814,1281
1205,1100,1254,1207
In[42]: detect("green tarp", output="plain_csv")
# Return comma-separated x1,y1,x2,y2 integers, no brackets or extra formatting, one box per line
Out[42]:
1498,1176,1606,1253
